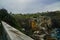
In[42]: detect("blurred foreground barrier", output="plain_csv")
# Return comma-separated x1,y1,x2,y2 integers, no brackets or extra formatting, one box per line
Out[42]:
2,21,33,40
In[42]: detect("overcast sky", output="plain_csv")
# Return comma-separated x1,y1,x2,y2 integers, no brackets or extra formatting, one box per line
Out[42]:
0,0,60,13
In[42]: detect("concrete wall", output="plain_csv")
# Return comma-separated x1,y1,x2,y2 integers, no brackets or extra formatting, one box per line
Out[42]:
2,21,33,40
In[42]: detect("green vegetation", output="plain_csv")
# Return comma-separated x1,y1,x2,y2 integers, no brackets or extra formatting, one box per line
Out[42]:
13,11,60,38
0,8,20,30
13,11,60,28
0,8,60,39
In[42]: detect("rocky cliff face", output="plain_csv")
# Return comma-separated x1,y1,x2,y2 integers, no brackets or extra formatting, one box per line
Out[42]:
32,16,52,31
37,16,52,30
32,16,53,40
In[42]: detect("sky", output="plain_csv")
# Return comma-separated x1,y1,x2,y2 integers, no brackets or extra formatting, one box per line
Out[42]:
0,0,60,14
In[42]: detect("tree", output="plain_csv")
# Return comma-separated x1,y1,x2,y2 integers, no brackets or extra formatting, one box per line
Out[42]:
0,8,19,28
